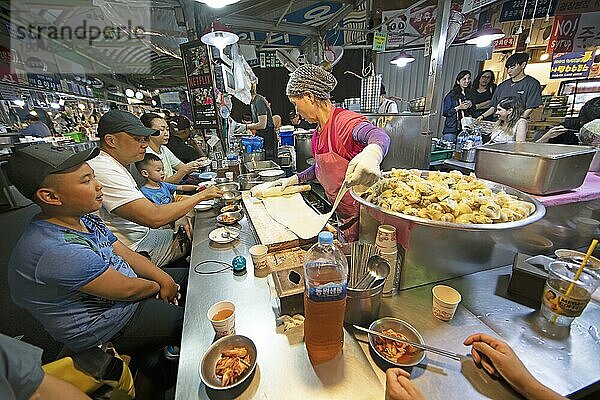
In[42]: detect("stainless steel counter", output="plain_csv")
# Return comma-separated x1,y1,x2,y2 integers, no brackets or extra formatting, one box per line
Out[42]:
176,206,600,399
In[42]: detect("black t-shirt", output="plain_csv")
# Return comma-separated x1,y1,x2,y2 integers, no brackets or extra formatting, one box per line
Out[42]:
167,136,201,164
469,88,494,119
251,94,276,159
491,75,542,110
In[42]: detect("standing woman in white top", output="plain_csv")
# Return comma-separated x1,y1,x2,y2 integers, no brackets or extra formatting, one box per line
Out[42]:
490,97,528,143
140,113,201,183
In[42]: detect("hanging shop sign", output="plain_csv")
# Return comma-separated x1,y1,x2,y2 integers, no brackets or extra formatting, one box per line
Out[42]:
236,2,367,47
462,0,498,14
25,57,47,72
180,40,218,129
382,6,478,47
372,31,387,51
27,73,62,91
556,0,600,15
550,51,594,78
546,14,580,53
493,36,516,50
572,12,600,51
499,0,558,22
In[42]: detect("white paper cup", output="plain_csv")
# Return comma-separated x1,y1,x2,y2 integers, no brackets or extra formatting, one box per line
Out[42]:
249,244,268,276
225,172,234,181
376,225,397,250
432,285,462,321
207,300,236,338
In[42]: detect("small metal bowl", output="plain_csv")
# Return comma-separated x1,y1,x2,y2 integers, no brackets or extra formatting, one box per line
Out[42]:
368,317,425,367
222,190,242,205
216,182,240,192
199,335,257,390
217,211,242,225
221,204,242,214
214,177,230,185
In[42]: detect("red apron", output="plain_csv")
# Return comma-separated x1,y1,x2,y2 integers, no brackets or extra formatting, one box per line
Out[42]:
314,109,361,242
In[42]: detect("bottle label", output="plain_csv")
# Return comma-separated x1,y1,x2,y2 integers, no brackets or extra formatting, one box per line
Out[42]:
308,283,347,302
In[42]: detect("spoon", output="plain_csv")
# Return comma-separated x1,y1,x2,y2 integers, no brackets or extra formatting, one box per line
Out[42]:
355,256,389,290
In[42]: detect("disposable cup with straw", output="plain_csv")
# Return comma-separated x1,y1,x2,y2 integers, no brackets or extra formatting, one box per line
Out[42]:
541,239,600,326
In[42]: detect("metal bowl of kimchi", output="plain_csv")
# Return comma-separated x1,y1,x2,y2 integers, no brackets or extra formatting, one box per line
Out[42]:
368,317,425,367
199,335,257,390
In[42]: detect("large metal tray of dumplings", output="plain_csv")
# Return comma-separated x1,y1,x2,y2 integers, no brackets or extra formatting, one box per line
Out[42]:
351,170,545,231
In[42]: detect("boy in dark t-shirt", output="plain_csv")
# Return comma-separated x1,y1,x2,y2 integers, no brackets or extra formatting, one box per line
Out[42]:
6,144,185,396
478,53,542,121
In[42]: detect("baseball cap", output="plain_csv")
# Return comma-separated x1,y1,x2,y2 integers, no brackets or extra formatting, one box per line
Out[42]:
7,143,100,199
97,110,159,137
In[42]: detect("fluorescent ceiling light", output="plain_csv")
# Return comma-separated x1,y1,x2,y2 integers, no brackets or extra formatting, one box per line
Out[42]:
465,27,505,48
540,53,550,61
390,50,416,67
125,88,135,98
135,91,144,100
50,102,60,109
196,0,240,8
13,99,25,107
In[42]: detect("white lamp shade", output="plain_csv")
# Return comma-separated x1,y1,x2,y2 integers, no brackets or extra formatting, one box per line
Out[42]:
125,88,135,98
390,50,416,67
201,30,239,51
465,27,505,47
196,0,240,8
135,91,144,100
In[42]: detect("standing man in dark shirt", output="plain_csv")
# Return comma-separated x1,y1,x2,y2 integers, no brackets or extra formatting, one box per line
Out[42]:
167,115,206,163
289,110,316,130
245,83,276,160
478,53,542,120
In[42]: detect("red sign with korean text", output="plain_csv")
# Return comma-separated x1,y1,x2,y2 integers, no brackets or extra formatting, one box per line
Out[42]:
547,14,580,53
493,37,516,50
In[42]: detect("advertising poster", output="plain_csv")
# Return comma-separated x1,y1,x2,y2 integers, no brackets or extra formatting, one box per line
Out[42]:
180,40,218,129
550,51,594,79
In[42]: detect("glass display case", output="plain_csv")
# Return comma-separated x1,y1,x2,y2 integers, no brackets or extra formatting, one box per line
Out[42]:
558,78,600,117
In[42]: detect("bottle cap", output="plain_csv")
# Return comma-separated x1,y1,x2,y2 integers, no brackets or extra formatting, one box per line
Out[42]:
318,231,334,245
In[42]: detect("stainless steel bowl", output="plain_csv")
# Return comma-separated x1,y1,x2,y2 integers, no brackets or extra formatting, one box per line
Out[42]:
222,190,242,205
216,182,240,192
199,335,257,390
238,173,262,190
258,169,284,182
220,204,242,214
217,211,242,225
214,177,229,185
368,317,425,367
351,170,545,231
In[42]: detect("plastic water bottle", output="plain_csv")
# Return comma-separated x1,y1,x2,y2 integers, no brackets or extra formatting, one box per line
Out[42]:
456,129,469,152
472,127,483,147
303,231,348,364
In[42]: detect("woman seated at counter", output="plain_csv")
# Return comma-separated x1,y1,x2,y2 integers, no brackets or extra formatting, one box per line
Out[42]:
140,113,204,184
489,97,527,143
442,70,476,143
269,64,391,242
535,96,600,144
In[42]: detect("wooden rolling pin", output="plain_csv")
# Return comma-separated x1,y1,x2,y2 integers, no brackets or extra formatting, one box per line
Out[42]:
254,184,312,199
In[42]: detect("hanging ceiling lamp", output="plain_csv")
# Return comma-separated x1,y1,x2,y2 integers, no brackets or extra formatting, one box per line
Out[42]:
196,0,240,8
201,21,239,52
465,26,505,47
390,50,415,67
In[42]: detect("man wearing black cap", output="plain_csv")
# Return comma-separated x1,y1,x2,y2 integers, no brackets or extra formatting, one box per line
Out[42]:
88,110,221,267
6,143,185,397
166,115,206,163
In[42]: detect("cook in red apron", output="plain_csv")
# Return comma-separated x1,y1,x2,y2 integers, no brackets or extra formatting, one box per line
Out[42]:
313,108,367,242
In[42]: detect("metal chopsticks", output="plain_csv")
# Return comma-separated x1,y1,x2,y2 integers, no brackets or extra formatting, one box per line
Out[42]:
353,325,462,361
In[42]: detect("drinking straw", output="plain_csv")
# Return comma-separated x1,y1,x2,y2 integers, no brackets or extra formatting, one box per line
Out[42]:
551,239,598,324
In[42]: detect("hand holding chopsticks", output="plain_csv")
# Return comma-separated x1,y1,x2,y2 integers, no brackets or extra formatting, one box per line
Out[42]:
353,325,462,361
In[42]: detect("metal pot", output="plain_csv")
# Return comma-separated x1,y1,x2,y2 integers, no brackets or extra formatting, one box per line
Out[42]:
221,190,242,205
216,182,240,192
238,173,262,190
242,151,265,164
408,97,425,113
460,147,477,162
295,133,313,172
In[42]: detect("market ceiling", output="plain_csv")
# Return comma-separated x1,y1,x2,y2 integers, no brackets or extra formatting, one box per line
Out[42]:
2,0,368,90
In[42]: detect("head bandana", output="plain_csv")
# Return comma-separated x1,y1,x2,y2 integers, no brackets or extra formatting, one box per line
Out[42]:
286,64,337,100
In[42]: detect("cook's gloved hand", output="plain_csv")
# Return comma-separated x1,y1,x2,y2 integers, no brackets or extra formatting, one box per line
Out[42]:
345,144,384,187
271,175,299,190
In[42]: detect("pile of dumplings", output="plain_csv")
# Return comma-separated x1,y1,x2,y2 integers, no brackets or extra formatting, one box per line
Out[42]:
361,169,536,224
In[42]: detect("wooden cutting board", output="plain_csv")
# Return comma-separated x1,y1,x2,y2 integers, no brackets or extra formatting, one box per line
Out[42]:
242,191,307,251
